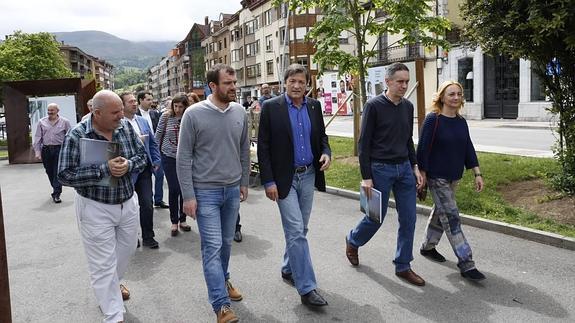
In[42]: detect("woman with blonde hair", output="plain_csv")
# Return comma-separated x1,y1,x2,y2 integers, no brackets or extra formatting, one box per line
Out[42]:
155,94,191,236
416,80,486,281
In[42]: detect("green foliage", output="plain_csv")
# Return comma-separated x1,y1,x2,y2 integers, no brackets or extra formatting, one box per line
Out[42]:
0,31,74,82
325,136,575,237
114,67,147,89
275,0,451,105
461,0,575,194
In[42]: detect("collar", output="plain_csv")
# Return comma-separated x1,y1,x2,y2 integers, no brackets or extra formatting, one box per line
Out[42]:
207,95,231,113
284,93,307,109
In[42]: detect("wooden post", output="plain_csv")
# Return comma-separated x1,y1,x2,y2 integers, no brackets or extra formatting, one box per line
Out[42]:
415,59,426,136
352,75,361,156
0,188,12,323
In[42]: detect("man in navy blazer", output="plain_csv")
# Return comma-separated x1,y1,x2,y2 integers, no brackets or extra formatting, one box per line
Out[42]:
257,64,331,307
136,91,168,209
121,92,162,249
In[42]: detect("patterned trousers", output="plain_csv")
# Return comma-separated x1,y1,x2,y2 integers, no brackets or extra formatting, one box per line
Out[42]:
421,178,475,272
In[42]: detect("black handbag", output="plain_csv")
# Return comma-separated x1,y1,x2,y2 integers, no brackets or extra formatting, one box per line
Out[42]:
417,114,439,201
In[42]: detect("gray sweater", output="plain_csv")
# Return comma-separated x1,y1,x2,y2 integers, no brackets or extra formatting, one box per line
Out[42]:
176,98,250,200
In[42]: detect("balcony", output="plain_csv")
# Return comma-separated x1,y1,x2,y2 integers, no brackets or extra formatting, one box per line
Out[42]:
370,43,425,66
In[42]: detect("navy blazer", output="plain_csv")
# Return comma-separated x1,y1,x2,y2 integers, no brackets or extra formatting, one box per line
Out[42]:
136,108,160,132
257,95,331,199
130,116,161,184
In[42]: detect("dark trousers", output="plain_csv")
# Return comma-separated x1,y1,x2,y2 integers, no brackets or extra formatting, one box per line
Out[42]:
41,145,62,197
134,165,155,239
162,154,186,224
236,213,241,231
153,163,165,204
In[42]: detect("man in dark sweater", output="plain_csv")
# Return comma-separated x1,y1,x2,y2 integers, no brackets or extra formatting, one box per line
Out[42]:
345,63,426,286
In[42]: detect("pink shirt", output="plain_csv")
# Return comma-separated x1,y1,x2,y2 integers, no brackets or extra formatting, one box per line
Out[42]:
33,116,71,155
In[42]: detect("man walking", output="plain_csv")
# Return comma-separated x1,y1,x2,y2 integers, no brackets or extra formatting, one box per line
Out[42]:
58,90,147,323
136,90,168,209
121,92,162,249
258,83,274,106
177,64,250,323
257,63,331,307
345,62,426,286
33,103,71,203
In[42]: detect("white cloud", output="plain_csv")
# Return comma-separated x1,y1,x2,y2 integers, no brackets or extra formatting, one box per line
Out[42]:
0,0,241,41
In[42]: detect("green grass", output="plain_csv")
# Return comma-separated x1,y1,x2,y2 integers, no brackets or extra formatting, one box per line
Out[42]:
0,150,7,158
325,136,575,238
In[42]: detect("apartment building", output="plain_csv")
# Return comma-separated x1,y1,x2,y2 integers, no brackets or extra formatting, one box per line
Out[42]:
147,64,161,98
179,22,209,97
437,0,551,121
60,44,114,89
201,13,233,86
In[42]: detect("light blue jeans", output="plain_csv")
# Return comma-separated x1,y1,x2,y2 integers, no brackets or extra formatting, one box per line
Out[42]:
348,160,417,272
195,185,240,312
277,166,317,295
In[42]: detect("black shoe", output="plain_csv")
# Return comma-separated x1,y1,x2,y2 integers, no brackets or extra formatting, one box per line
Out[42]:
137,239,140,248
154,201,169,209
52,195,62,203
142,238,159,249
420,248,446,262
281,272,295,286
301,290,328,307
461,269,486,281
233,229,242,242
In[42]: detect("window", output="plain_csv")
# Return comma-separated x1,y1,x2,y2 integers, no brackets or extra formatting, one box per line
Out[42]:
531,66,547,101
279,27,287,44
224,38,227,49
296,56,308,69
263,9,273,25
245,20,257,35
246,64,261,78
265,35,273,52
457,58,474,102
231,28,242,42
245,41,260,57
295,27,307,41
231,48,243,62
280,3,288,18
266,60,274,75
338,31,349,44
218,41,222,51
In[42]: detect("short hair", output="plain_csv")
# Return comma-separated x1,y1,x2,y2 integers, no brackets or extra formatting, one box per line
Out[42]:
137,91,152,104
166,94,190,117
385,62,409,79
206,64,235,85
119,92,134,104
283,64,309,83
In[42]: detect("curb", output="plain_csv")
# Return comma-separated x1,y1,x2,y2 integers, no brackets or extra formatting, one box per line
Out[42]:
325,186,575,251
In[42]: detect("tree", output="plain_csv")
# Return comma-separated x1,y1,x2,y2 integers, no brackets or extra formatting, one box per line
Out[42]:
0,31,74,82
276,0,451,106
461,0,575,194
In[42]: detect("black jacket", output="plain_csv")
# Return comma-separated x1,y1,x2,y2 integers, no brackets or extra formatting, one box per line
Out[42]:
257,95,331,199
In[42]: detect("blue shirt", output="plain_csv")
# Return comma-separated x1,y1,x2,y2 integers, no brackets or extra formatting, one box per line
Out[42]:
416,113,479,181
285,93,313,167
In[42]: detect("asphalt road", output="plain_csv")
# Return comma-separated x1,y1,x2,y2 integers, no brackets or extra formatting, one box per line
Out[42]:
2,162,574,322
325,116,556,157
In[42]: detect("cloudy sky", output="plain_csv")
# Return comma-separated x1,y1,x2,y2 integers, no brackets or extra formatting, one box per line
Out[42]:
0,0,242,41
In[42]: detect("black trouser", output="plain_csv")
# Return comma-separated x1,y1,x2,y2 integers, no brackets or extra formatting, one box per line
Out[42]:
134,164,155,239
41,145,62,197
161,154,186,224
236,213,241,231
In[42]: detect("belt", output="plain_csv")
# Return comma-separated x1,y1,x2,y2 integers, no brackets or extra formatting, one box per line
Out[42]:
42,144,62,149
294,164,312,173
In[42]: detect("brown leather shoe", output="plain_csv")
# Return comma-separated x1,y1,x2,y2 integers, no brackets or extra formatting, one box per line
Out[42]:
346,237,359,266
216,304,239,323
226,280,242,301
120,284,130,300
395,269,425,286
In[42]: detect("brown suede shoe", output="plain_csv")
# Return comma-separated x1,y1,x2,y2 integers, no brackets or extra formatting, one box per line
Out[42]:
120,284,130,300
346,237,359,266
226,280,243,301
216,304,239,323
396,269,425,286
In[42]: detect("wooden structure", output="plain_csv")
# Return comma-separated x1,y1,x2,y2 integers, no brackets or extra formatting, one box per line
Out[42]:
2,78,96,164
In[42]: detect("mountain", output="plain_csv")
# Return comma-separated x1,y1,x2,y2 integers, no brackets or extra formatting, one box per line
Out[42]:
52,30,177,69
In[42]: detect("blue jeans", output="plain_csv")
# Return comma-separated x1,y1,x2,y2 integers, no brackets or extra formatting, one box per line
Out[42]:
195,185,240,312
348,160,417,272
277,166,317,295
153,162,165,204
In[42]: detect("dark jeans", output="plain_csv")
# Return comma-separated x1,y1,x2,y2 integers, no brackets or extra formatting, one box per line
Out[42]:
161,154,186,224
41,145,62,197
236,213,241,231
153,163,165,204
134,165,155,239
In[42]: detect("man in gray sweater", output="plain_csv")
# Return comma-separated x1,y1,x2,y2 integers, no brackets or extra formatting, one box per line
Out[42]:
176,64,250,323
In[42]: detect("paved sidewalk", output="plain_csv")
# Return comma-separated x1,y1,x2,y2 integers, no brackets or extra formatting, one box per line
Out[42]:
2,161,574,322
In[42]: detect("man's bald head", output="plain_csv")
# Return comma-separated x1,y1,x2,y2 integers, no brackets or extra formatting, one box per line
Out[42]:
92,90,122,111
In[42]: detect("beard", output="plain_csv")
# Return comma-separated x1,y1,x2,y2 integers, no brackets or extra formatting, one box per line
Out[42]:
215,89,236,103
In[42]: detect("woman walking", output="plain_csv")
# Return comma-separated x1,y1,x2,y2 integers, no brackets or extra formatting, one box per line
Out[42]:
416,80,486,281
156,94,192,236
